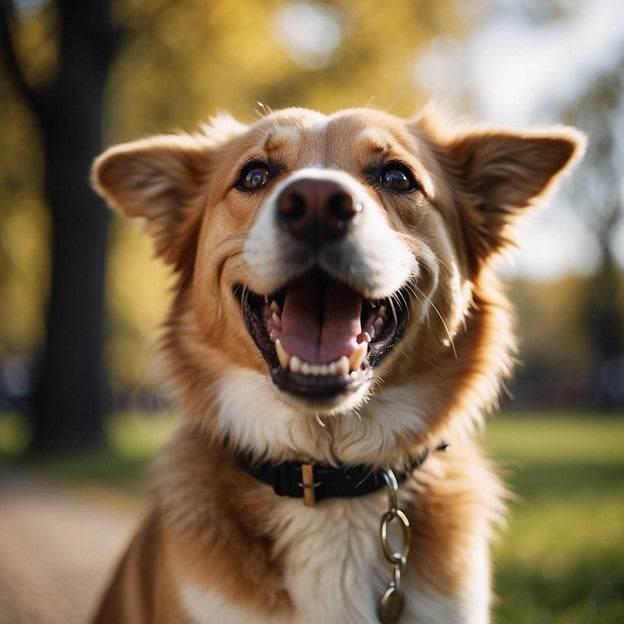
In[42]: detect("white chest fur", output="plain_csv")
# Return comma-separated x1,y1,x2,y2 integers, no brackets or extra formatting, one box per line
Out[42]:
179,493,391,624
270,494,389,623
179,491,487,624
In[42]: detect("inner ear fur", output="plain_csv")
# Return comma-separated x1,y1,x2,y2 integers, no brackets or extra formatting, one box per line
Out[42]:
92,134,216,265
438,124,586,267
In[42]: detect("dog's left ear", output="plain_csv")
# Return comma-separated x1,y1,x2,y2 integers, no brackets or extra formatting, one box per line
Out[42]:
445,126,586,267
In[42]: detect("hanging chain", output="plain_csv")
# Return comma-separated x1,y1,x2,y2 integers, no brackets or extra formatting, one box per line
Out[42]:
377,469,412,624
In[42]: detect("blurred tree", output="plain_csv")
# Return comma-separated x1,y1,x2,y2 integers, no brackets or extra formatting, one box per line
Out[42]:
561,51,624,405
0,0,118,449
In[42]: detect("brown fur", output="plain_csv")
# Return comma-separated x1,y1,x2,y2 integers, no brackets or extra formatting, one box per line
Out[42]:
91,107,584,623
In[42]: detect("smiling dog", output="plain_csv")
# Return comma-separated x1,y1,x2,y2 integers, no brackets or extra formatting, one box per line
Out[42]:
92,107,583,623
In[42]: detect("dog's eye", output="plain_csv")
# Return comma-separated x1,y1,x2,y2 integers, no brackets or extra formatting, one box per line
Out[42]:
380,163,418,193
237,163,271,191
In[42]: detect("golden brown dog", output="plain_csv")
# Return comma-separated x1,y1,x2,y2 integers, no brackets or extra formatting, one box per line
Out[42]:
91,106,584,623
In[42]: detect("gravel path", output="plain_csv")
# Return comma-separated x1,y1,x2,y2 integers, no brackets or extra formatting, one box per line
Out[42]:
0,467,138,624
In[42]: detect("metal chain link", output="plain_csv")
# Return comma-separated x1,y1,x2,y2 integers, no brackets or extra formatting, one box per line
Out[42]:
378,469,412,623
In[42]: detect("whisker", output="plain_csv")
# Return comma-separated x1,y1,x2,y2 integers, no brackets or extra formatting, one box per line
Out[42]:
414,284,458,359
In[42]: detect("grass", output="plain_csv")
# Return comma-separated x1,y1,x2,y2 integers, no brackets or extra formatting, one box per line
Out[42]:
484,411,624,624
1,409,623,621
0,410,177,507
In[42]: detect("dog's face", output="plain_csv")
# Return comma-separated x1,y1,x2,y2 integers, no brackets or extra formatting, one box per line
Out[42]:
233,109,466,414
94,107,583,454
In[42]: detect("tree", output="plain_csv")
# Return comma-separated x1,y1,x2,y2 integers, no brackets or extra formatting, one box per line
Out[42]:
561,51,624,405
0,0,118,449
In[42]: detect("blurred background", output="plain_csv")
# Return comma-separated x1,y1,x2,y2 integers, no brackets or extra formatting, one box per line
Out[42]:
0,0,622,623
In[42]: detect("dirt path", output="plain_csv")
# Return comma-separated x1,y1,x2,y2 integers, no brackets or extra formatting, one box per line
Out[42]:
0,467,139,624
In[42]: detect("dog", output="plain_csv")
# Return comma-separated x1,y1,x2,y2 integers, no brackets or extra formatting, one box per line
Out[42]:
91,106,584,623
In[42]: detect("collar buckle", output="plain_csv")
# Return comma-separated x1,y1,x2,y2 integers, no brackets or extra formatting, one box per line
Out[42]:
299,463,321,506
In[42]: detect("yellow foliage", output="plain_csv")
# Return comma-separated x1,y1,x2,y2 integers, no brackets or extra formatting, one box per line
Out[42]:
9,3,58,90
105,216,174,389
0,195,50,354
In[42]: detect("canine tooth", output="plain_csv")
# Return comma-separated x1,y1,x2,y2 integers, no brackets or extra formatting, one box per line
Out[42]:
271,312,282,330
377,305,387,320
270,300,281,315
349,343,368,371
290,356,302,373
374,317,384,333
264,295,269,304
275,340,290,368
337,356,350,376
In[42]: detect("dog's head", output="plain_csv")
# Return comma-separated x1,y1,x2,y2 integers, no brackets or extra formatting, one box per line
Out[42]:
93,107,583,460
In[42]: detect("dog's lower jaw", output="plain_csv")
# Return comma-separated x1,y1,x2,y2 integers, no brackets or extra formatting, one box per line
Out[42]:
272,380,371,417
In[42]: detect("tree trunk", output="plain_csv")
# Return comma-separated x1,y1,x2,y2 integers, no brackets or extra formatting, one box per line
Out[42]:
1,0,118,450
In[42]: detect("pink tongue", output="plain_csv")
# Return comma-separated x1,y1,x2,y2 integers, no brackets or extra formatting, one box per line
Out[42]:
280,275,362,364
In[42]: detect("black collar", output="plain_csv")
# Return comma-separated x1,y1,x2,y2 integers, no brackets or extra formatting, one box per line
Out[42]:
236,442,448,506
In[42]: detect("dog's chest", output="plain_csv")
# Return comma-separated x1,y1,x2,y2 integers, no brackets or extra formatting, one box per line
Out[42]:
179,494,392,624
178,489,486,624
271,495,389,623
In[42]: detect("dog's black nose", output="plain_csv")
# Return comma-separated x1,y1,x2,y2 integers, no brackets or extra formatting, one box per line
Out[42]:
277,177,362,245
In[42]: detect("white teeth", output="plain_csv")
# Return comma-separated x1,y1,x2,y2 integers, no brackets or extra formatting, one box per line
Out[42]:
374,317,384,333
301,362,331,376
337,356,350,376
274,342,367,376
271,312,282,331
349,342,368,371
275,339,290,368
270,300,281,315
377,305,387,320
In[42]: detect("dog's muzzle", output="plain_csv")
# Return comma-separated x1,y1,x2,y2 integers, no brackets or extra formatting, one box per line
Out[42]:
237,173,413,406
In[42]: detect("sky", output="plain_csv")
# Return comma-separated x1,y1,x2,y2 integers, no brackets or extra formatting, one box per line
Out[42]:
416,0,624,280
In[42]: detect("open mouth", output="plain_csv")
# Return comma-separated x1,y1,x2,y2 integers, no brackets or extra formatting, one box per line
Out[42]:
236,271,409,402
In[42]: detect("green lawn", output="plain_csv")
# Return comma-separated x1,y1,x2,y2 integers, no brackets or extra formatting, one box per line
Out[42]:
0,411,178,502
485,412,624,624
1,409,623,621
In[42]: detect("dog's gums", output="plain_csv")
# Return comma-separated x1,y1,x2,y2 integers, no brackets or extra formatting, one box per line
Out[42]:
237,270,408,399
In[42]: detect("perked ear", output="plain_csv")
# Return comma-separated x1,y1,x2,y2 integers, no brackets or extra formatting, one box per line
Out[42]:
92,114,247,266
447,126,586,266
92,134,214,265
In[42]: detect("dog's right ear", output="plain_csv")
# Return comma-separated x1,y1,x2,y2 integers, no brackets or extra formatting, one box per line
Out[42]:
92,135,215,265
92,116,247,266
